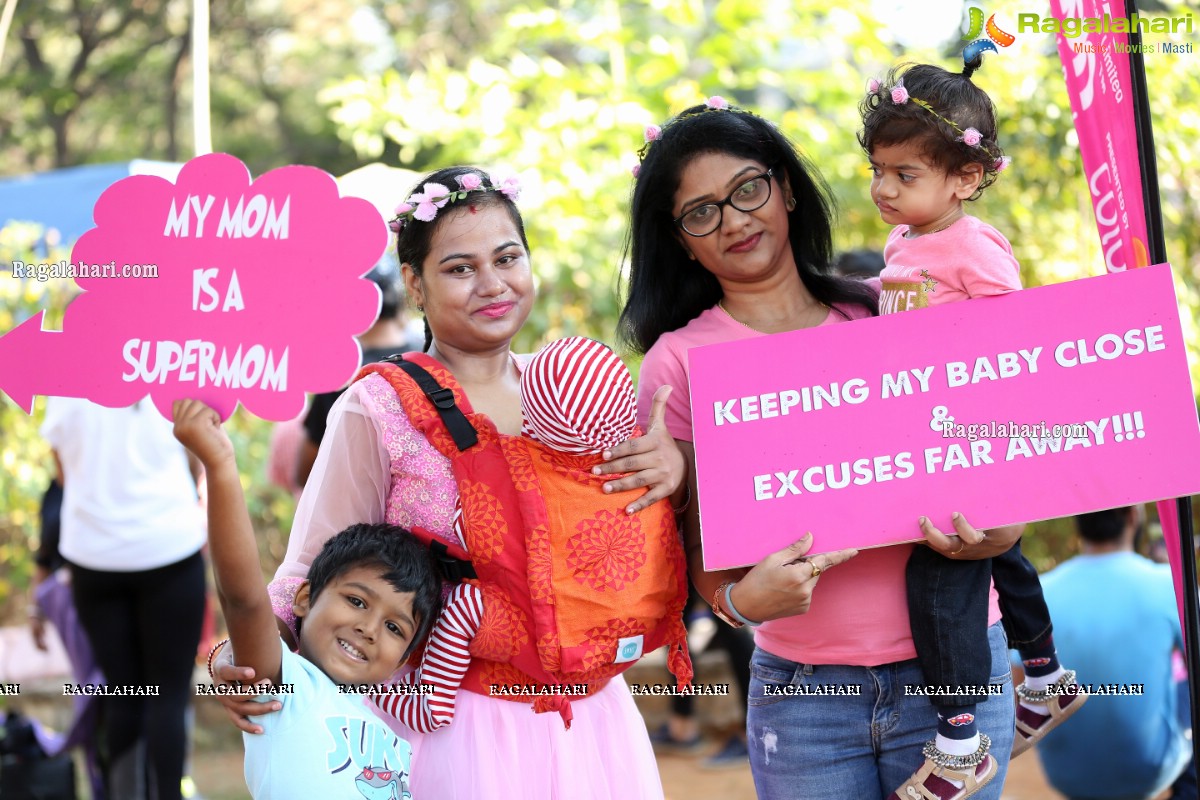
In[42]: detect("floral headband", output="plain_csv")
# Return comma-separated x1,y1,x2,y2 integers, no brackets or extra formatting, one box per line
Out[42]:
866,77,1011,174
633,95,732,178
389,172,521,232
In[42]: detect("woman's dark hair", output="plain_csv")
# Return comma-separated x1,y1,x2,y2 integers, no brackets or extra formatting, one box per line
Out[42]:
366,255,402,321
306,522,442,660
858,60,1005,199
394,165,530,351
619,104,878,355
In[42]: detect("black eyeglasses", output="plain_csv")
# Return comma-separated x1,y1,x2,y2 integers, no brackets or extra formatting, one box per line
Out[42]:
674,169,775,237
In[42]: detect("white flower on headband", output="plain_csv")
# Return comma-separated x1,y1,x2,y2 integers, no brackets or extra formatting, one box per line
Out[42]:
960,128,982,147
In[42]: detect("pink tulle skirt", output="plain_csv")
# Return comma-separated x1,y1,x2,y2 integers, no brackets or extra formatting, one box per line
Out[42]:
404,677,663,799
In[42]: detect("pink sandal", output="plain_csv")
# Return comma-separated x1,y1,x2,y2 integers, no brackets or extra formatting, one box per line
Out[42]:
1012,669,1088,757
889,734,997,800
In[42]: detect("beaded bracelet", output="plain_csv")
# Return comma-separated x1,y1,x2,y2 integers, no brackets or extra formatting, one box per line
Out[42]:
206,637,230,681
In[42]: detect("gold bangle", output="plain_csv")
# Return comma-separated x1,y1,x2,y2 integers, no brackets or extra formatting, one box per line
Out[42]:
711,580,744,629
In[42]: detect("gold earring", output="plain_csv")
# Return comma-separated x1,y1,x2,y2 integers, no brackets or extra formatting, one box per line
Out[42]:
786,197,797,212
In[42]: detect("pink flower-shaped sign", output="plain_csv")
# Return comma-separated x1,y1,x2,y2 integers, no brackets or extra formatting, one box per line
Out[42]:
0,152,388,421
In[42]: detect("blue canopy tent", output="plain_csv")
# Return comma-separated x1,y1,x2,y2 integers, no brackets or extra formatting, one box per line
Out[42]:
0,160,183,244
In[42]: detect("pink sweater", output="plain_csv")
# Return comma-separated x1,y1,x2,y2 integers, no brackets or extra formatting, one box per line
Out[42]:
878,214,1021,314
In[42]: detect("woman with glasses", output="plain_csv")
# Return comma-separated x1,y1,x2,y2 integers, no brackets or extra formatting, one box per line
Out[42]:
619,101,1020,800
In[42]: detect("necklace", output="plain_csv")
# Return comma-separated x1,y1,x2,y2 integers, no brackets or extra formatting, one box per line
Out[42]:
904,217,961,239
717,299,828,333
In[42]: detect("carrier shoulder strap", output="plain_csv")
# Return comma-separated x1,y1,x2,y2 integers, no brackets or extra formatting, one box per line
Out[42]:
380,354,478,452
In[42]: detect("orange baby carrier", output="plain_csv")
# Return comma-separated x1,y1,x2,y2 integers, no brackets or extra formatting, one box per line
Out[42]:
357,354,692,727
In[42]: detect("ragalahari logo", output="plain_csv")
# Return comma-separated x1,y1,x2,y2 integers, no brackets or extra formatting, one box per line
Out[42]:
962,6,1016,62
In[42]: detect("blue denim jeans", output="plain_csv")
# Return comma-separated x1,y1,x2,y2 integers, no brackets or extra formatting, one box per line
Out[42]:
908,540,1053,706
746,623,1015,800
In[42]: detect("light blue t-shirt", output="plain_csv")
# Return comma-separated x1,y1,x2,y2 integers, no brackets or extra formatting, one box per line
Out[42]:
243,643,413,799
1036,552,1189,799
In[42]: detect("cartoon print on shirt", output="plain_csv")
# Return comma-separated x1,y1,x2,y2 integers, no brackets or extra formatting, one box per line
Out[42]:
355,766,411,800
323,714,410,797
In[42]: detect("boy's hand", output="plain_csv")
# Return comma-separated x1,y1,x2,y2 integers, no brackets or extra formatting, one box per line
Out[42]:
173,399,234,470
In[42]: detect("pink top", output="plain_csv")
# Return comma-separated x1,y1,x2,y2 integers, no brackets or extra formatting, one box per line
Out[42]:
878,215,1021,314
637,302,1001,667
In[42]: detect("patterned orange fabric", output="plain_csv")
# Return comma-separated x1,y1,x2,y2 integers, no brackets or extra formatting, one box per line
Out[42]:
358,355,692,726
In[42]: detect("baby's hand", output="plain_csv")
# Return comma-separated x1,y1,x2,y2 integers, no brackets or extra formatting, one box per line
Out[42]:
173,399,234,470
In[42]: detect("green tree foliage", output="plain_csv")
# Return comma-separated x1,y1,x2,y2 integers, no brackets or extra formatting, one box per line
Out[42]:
0,0,368,175
324,0,1199,365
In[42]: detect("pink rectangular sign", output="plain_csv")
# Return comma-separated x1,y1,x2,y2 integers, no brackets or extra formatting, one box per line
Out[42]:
689,264,1200,570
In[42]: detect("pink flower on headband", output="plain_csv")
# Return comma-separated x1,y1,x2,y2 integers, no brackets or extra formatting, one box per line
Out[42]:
644,124,662,143
867,77,881,93
456,173,483,191
389,201,414,232
890,81,909,104
960,127,982,147
409,183,451,222
631,164,641,179
705,95,728,109
495,174,521,201
994,156,1012,172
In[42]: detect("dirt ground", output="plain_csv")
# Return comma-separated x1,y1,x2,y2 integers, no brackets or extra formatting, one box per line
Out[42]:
187,733,1072,800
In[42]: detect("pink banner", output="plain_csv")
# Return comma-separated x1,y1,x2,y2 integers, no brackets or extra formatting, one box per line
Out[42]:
1051,0,1151,271
1051,0,1188,634
0,153,388,421
689,265,1200,570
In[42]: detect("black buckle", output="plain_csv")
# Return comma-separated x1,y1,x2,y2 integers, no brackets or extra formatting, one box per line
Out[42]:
429,386,457,410
430,540,477,583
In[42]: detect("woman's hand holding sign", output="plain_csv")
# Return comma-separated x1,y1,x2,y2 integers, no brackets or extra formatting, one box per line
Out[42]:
728,534,860,622
919,512,1024,560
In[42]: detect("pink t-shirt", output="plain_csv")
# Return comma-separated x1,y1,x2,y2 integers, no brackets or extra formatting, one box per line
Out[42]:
878,214,1021,314
637,301,1001,667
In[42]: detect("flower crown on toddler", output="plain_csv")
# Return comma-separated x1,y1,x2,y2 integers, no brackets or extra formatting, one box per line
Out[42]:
389,172,521,232
865,77,1011,174
632,95,736,178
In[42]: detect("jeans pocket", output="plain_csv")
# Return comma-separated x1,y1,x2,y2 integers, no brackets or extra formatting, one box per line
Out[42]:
748,648,801,708
988,622,1014,686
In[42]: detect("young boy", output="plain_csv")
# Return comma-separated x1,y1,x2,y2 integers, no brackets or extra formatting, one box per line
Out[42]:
173,399,442,798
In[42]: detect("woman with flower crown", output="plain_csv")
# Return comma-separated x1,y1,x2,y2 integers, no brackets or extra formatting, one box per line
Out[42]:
620,96,1022,800
210,165,685,799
